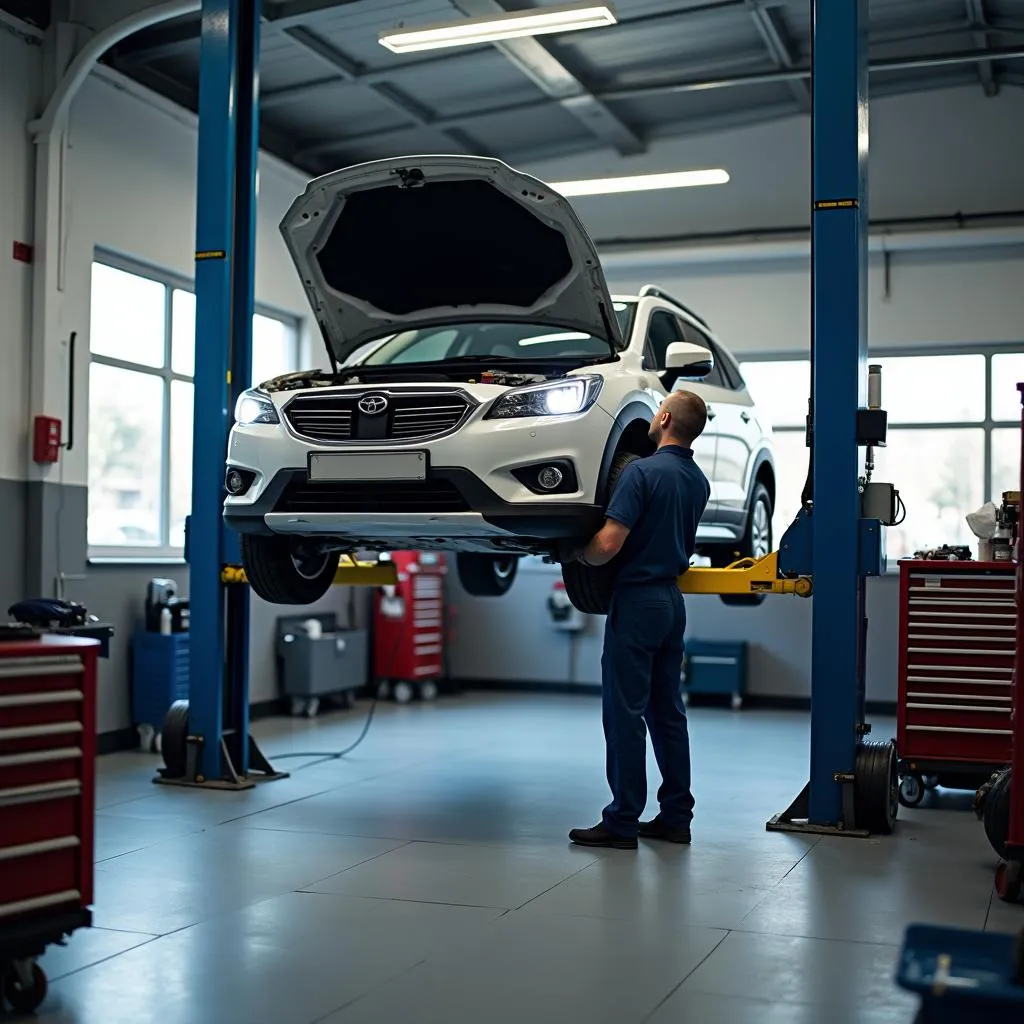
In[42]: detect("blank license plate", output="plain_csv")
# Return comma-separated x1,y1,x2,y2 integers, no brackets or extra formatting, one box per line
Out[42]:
308,452,427,482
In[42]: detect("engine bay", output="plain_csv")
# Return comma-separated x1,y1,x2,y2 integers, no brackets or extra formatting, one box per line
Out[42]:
259,366,554,392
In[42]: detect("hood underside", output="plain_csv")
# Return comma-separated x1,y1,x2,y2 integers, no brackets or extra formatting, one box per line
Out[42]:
279,155,621,365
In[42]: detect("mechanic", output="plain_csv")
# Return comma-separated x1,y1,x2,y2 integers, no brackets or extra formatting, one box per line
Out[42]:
566,390,711,850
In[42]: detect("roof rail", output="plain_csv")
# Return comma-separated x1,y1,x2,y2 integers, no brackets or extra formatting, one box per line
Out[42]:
638,284,711,331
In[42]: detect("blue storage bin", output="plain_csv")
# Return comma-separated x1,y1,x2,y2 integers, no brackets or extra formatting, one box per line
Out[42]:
131,630,189,730
682,639,747,707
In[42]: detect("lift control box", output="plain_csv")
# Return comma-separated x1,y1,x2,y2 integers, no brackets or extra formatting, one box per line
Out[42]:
31,416,61,464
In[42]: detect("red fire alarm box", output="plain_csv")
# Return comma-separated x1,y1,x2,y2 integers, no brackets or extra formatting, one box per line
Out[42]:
33,416,62,463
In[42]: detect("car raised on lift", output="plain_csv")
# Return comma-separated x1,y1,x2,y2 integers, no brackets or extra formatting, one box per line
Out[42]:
223,155,776,613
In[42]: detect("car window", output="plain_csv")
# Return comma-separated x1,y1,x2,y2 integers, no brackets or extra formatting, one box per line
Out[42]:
645,310,685,369
682,322,730,388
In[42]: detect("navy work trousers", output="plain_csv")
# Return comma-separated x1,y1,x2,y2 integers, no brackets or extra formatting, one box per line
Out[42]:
601,582,694,837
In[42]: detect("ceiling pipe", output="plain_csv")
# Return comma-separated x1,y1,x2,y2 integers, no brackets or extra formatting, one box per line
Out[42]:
28,0,200,142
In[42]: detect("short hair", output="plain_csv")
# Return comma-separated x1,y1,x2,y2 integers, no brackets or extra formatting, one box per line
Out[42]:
664,390,707,443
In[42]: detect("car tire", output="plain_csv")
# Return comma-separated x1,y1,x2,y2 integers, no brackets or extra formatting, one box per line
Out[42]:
561,451,639,616
456,553,519,596
241,533,339,605
718,481,773,608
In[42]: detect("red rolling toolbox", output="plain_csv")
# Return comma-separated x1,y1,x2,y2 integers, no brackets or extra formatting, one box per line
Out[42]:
0,635,98,1013
896,559,1017,806
373,552,447,704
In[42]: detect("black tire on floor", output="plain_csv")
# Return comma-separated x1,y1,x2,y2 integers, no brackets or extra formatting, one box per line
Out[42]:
241,533,339,605
2,962,48,1014
854,739,899,834
983,768,1012,858
455,553,519,596
561,451,639,615
161,699,190,779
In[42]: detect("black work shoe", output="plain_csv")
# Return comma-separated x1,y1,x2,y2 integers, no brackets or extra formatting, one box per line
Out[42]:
638,816,692,844
568,823,638,850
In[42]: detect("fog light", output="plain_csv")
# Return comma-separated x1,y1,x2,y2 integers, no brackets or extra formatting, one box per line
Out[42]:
226,469,246,495
537,465,564,490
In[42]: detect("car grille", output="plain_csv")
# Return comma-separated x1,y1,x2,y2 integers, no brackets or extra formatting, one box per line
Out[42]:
283,392,471,443
274,478,471,515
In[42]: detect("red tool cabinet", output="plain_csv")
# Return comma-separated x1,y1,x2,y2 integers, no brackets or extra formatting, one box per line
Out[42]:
373,552,447,702
896,560,1016,803
0,636,98,1012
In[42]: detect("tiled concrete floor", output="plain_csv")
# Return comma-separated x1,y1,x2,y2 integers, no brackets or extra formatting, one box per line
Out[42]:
27,693,1021,1024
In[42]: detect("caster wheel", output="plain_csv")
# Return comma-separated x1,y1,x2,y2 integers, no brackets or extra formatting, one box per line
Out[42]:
137,723,156,753
854,739,899,834
730,693,743,710
3,960,48,1013
899,774,925,808
420,681,439,702
681,692,690,707
290,697,307,718
393,681,414,704
161,700,189,779
305,697,320,718
995,859,1023,904
376,681,391,700
922,774,940,791
983,768,1012,858
338,690,355,710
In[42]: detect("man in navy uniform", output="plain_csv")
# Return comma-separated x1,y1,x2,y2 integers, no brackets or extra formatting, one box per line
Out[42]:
566,390,711,849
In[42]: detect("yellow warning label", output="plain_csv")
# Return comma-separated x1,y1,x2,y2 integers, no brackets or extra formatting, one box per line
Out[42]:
813,199,859,211
195,249,227,260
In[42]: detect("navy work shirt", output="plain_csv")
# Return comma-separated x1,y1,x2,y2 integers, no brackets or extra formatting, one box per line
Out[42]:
605,445,711,587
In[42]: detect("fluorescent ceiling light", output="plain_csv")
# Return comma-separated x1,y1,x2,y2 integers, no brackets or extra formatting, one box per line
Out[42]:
379,2,616,54
548,169,730,197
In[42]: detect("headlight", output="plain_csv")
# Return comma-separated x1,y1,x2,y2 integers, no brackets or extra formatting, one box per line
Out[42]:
234,389,279,425
486,376,603,419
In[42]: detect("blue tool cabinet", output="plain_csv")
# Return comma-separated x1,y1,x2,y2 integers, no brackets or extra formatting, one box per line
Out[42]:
682,640,748,709
131,631,189,751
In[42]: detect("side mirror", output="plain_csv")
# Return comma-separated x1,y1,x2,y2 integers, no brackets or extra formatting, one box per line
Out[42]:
665,341,714,378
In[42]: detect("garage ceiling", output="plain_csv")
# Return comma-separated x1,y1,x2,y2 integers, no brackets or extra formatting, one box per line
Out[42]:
8,0,1024,176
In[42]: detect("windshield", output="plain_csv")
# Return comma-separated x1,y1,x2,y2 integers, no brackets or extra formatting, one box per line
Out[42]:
358,302,635,367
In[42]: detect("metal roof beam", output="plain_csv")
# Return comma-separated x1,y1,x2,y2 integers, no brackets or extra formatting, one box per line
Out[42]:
263,0,367,31
746,1,809,112
966,0,998,95
447,0,644,156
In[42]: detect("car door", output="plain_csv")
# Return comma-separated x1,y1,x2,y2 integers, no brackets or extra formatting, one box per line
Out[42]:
643,309,719,511
682,322,758,529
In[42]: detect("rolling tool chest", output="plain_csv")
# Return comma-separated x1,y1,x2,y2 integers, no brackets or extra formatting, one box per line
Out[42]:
896,560,1016,805
0,635,98,1013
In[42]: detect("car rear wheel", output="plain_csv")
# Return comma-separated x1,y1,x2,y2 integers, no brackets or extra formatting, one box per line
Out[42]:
456,553,519,596
561,451,639,615
241,533,339,605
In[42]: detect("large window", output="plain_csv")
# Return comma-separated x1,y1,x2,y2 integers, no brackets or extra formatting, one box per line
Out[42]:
88,258,300,556
740,349,1022,563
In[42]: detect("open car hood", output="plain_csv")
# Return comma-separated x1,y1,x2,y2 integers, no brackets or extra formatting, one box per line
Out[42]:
279,155,622,366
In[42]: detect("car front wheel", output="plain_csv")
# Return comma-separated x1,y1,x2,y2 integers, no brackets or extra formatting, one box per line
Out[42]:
718,481,773,607
241,533,339,604
456,553,519,596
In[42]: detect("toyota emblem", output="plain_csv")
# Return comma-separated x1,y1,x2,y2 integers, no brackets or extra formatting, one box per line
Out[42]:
358,394,388,416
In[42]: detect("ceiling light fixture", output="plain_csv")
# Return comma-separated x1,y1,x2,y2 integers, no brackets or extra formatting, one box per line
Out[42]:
548,169,730,197
379,2,617,54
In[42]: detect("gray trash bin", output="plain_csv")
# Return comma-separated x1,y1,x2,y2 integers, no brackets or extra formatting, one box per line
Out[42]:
276,613,368,717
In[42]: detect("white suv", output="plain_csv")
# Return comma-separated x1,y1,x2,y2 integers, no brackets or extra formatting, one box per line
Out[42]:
224,156,775,613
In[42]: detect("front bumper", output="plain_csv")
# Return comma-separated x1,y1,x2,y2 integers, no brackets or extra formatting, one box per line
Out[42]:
223,467,604,552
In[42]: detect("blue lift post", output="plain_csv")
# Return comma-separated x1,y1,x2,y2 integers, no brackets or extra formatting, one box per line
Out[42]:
161,0,284,788
768,0,897,836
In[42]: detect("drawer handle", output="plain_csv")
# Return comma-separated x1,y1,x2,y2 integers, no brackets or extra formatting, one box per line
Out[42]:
0,889,81,920
0,659,84,681
907,692,1011,703
910,585,1015,594
0,780,81,807
906,702,1011,714
907,676,1012,688
414,665,441,676
690,656,740,666
0,835,79,862
907,647,1014,657
0,722,83,742
908,621,1014,631
908,664,1011,674
907,725,1012,736
0,689,84,708
908,610,1015,619
0,746,82,768
908,635,1014,645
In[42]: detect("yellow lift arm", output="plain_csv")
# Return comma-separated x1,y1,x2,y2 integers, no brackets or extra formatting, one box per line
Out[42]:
679,551,812,598
222,555,398,588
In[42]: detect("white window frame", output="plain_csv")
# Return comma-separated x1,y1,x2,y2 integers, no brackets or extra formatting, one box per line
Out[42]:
739,342,1023,571
87,251,301,562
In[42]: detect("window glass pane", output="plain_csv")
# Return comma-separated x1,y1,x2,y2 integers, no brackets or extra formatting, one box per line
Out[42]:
769,430,810,542
252,313,294,386
171,289,196,377
169,381,194,549
992,428,1020,501
873,355,984,424
873,428,984,560
90,263,166,368
88,365,164,547
992,354,1024,422
682,323,728,387
739,361,810,429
